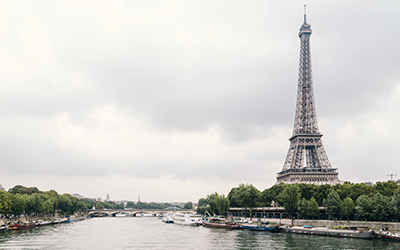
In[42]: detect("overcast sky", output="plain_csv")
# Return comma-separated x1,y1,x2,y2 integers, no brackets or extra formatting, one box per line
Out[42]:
1,0,399,202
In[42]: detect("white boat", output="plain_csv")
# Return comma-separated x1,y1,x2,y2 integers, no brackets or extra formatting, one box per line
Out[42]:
53,218,69,224
135,213,152,217
35,220,53,226
115,212,130,217
172,212,202,226
162,213,174,223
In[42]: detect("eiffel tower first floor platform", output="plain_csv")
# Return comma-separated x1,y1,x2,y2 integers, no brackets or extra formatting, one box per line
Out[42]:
276,168,341,185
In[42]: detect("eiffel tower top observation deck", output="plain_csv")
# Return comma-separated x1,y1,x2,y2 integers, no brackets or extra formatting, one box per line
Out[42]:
277,7,340,185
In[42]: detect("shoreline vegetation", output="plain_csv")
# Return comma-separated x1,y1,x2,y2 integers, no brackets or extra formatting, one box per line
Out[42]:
197,181,400,224
0,185,182,224
2,181,400,227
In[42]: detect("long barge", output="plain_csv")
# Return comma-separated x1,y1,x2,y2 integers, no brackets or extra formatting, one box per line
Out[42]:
9,222,36,230
240,223,282,232
285,226,376,239
203,221,239,229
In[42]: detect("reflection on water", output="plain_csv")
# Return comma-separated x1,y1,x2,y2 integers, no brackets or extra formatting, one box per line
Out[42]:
0,218,399,250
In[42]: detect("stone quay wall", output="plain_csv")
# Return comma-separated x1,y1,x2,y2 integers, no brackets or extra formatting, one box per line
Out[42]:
236,217,400,231
0,212,87,225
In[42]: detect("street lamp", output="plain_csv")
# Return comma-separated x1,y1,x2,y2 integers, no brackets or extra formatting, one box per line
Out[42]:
387,174,397,181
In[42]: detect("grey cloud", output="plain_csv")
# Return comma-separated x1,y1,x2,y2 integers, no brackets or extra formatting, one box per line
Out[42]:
1,0,400,195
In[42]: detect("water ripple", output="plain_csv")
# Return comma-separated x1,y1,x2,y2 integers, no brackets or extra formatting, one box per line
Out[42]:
0,218,399,250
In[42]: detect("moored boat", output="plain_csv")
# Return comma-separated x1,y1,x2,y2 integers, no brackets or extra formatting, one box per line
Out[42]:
66,215,77,222
135,213,152,217
162,213,174,223
203,217,239,229
115,212,130,217
0,224,7,232
285,225,376,239
380,230,400,241
240,223,282,232
53,218,69,224
172,212,202,226
35,220,53,226
9,221,36,230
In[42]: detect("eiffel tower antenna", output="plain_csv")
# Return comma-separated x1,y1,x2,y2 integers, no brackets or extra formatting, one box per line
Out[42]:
276,9,340,185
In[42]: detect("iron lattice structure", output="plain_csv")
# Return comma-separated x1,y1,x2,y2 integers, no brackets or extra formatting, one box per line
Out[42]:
276,11,340,185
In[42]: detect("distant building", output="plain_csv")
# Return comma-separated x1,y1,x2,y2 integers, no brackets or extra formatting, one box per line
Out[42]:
396,179,400,185
106,194,110,200
365,182,374,186
71,193,84,199
0,184,5,191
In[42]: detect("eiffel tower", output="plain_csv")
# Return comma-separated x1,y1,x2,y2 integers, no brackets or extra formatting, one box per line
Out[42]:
276,7,340,185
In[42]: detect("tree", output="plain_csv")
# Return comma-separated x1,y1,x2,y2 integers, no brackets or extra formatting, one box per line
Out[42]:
196,205,210,215
43,189,59,198
298,198,308,219
184,202,193,209
11,194,26,218
227,187,239,207
298,183,316,200
8,185,40,195
392,187,400,218
334,182,352,200
325,190,341,219
261,182,286,207
31,193,45,215
76,201,87,212
374,181,398,197
58,194,73,215
198,198,208,207
206,192,230,216
232,184,261,208
0,190,12,215
314,184,332,206
216,196,230,216
349,183,372,201
25,194,36,216
80,198,94,210
126,201,135,208
136,201,147,209
95,201,105,210
371,192,389,221
280,184,300,224
340,197,355,221
114,203,125,210
355,195,372,221
44,199,55,215
307,197,319,219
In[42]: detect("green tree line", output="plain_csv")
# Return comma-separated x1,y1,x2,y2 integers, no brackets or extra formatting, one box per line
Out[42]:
1,185,123,218
197,181,400,222
125,201,177,210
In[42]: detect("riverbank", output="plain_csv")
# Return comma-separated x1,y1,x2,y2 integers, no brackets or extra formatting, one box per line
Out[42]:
0,212,88,225
235,217,400,231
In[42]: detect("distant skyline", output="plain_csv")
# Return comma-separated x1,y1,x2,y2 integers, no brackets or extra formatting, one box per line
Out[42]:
1,1,400,202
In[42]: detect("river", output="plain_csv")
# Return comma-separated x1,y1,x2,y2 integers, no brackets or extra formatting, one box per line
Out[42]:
0,217,399,250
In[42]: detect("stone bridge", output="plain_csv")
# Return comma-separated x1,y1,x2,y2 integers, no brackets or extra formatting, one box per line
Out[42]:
88,209,195,217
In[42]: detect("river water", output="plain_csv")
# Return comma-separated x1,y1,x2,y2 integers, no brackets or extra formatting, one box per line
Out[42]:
0,217,398,250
